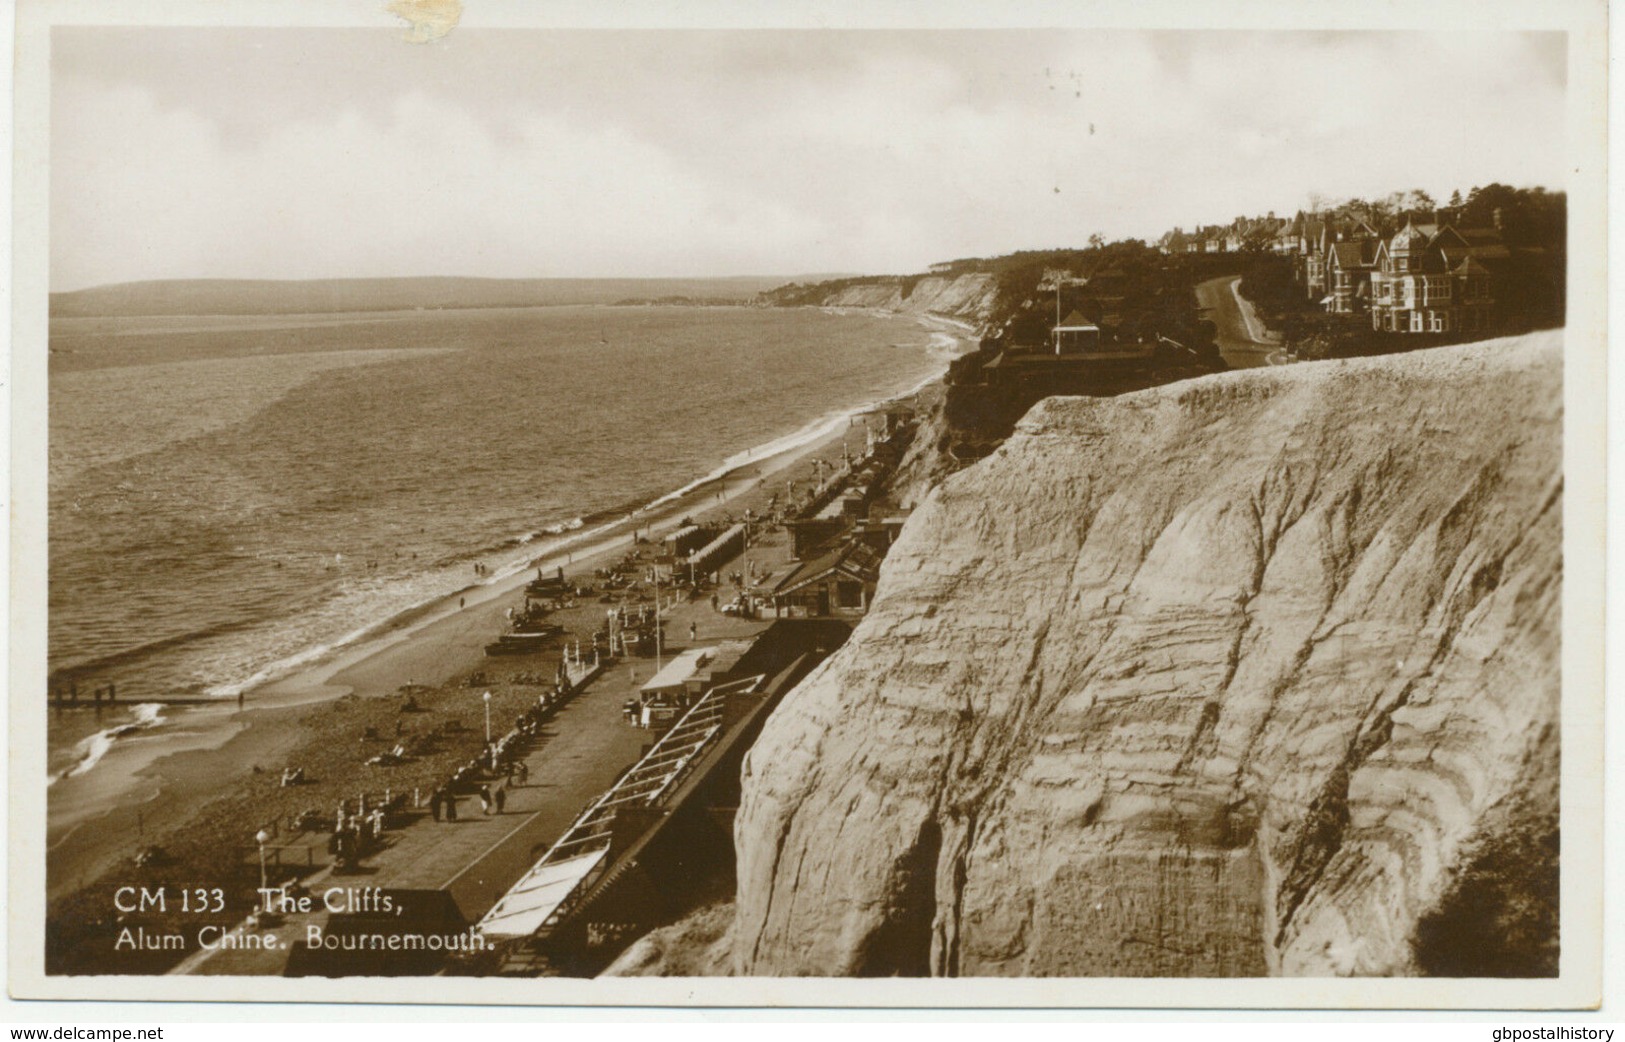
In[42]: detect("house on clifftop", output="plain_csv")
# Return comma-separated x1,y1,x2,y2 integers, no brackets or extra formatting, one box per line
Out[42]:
1368,217,1505,334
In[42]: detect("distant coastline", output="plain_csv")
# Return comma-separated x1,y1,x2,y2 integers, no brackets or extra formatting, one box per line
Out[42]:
48,274,857,319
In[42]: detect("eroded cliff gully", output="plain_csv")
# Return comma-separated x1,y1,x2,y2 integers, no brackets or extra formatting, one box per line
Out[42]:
617,333,1563,978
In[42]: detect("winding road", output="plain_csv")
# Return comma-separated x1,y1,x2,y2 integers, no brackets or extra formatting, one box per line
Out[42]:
1195,275,1292,369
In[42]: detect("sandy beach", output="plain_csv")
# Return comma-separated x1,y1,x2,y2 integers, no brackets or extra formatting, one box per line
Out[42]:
42,384,920,972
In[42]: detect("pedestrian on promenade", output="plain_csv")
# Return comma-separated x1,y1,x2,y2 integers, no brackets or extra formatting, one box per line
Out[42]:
479,786,492,815
446,793,458,821
689,621,698,641
494,786,507,814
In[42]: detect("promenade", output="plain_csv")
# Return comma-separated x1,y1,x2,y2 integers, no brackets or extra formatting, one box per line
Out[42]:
175,523,801,976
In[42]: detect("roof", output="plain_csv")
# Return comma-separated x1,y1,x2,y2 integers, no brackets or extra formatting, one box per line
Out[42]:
1330,241,1376,269
1458,227,1504,246
1058,310,1093,328
476,848,608,939
641,646,717,693
702,639,754,679
1390,220,1431,251
773,542,883,597
1429,226,1469,251
1440,243,1510,270
1449,256,1494,276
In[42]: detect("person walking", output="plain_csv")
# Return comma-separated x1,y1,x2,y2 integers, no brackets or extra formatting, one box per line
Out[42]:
430,789,443,822
445,793,458,821
494,786,507,814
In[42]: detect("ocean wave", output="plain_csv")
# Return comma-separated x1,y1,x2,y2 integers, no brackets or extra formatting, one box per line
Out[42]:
51,361,949,779
195,370,947,705
51,703,165,785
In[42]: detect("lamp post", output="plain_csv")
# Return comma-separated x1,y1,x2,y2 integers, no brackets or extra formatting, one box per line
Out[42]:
255,828,271,895
653,568,663,672
482,691,492,746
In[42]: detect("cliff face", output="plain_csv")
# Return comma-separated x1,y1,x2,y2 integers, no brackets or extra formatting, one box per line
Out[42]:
731,333,1562,977
766,273,999,325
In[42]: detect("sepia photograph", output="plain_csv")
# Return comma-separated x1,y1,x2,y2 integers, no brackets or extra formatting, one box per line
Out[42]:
7,0,1610,1011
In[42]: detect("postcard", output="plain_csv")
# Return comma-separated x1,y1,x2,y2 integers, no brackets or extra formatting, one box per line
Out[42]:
7,0,1610,1011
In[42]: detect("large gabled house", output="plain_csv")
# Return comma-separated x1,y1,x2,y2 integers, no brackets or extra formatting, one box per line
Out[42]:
1367,218,1505,334
1325,237,1382,314
1302,216,1382,308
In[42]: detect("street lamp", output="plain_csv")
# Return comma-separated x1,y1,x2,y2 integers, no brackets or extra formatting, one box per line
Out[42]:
653,567,664,672
482,691,492,746
255,828,271,894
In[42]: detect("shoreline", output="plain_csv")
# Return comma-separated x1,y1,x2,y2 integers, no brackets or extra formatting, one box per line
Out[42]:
44,344,963,909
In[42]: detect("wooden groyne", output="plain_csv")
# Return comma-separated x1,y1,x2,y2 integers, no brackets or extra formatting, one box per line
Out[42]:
49,686,227,709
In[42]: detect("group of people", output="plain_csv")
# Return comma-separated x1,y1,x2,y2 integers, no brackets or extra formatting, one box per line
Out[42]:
427,783,481,821
423,682,576,825
327,792,397,869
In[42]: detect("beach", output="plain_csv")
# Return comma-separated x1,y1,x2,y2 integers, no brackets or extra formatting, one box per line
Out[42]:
43,386,924,973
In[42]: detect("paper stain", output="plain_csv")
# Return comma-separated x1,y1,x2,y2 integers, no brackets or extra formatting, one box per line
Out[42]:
385,0,461,43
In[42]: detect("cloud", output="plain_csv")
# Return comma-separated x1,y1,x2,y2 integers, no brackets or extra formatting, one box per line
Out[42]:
50,28,1569,289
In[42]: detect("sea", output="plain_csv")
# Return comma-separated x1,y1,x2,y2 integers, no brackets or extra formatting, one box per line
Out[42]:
46,304,957,787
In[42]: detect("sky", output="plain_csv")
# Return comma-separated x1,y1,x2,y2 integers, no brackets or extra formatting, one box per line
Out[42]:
49,27,1568,291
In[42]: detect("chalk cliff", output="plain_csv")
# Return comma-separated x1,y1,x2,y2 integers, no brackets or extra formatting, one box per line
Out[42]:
762,273,999,325
726,333,1562,977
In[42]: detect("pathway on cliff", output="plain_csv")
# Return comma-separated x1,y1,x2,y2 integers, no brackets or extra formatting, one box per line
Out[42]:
1196,275,1284,369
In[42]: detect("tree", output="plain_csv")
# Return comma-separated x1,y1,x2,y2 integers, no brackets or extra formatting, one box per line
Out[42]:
1405,188,1437,213
1449,188,1464,208
1088,232,1106,249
